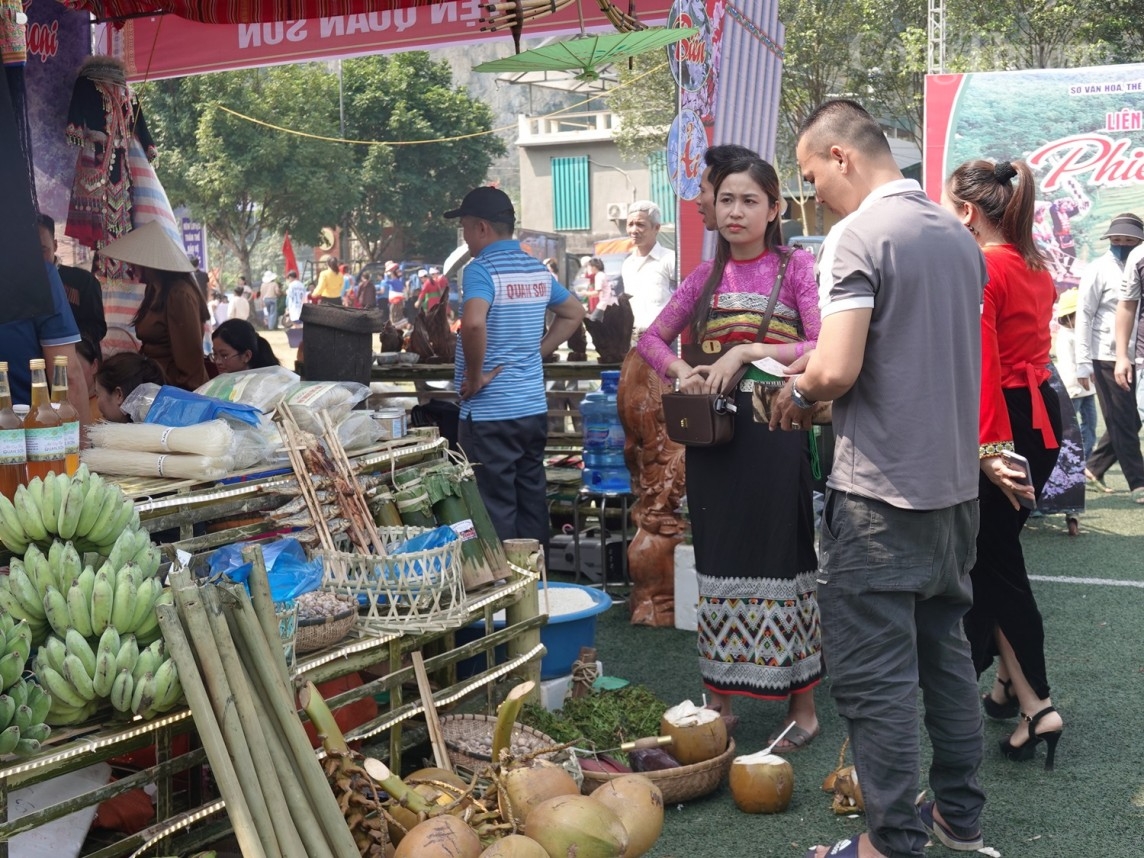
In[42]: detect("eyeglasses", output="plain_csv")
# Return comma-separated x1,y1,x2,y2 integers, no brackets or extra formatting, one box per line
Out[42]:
211,350,241,365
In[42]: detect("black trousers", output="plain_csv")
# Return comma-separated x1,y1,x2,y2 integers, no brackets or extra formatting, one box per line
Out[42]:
964,382,1062,700
1086,359,1144,490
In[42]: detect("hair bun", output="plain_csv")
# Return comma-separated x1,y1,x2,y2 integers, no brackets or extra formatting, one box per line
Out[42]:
994,161,1018,183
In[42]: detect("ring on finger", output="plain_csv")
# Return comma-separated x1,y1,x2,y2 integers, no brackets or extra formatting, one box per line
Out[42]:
792,422,801,429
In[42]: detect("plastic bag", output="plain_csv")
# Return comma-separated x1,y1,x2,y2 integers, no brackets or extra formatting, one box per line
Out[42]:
120,382,161,423
209,538,324,601
144,385,262,428
333,411,382,453
195,366,301,412
281,381,370,433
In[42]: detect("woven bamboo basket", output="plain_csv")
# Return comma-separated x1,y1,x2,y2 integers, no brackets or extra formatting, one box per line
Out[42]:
439,714,575,775
294,604,357,654
579,738,737,804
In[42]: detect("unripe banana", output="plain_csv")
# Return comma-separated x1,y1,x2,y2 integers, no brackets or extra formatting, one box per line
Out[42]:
115,635,139,676
8,566,44,619
23,544,53,594
106,530,135,573
0,650,23,690
27,683,51,726
74,480,108,540
39,636,68,674
96,626,121,663
36,664,86,708
110,565,139,631
21,722,50,743
46,539,65,583
87,489,130,546
132,642,163,684
65,581,94,637
7,676,27,709
90,569,114,635
0,586,33,624
133,588,171,644
65,628,97,679
0,694,14,730
58,478,86,540
128,577,161,633
0,492,27,549
0,725,20,755
43,585,72,637
110,669,134,713
59,542,83,590
131,671,154,714
151,658,182,711
39,472,60,536
12,703,33,732
14,737,41,755
7,620,32,665
77,564,96,609
92,650,116,698
46,699,90,726
62,654,95,702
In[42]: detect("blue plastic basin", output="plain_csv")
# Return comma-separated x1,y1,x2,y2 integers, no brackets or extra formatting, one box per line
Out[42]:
455,582,613,680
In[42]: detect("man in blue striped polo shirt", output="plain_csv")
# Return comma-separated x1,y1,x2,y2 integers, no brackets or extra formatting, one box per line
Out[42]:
447,187,585,550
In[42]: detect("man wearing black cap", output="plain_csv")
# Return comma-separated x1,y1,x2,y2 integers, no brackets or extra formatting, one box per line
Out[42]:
1076,212,1144,501
446,187,585,549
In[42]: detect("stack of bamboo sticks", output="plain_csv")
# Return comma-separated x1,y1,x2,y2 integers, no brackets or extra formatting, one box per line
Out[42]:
479,0,574,33
159,547,360,858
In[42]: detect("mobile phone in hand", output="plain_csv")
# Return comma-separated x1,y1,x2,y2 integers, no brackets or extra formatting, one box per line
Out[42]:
1001,450,1036,509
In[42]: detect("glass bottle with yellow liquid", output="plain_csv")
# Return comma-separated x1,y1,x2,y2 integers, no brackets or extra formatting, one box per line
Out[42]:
51,356,80,476
0,362,27,500
25,358,65,480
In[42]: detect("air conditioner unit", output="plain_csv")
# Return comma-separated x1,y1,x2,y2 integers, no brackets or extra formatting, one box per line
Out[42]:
606,202,627,220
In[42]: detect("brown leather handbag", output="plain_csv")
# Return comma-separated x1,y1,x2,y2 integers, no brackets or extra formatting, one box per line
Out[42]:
661,253,789,446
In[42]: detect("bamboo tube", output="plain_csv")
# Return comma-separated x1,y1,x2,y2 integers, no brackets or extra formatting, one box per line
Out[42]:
411,651,453,772
492,681,536,763
155,604,269,858
503,539,542,700
201,587,325,858
171,581,284,858
242,544,292,690
225,591,361,858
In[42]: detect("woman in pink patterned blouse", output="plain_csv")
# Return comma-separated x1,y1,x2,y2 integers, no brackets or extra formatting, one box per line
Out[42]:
637,156,823,751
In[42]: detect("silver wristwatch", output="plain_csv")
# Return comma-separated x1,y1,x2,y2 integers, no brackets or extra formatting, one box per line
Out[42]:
790,380,816,410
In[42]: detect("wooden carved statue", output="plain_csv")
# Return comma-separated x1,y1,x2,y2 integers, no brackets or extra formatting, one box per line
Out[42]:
617,348,686,626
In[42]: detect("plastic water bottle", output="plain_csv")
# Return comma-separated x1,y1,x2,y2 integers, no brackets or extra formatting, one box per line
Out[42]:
579,370,631,493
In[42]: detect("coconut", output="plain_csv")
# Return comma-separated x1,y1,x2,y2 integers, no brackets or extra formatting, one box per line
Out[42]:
659,700,728,765
388,779,468,842
498,760,581,826
479,834,550,857
729,750,794,814
523,794,629,858
405,767,469,791
590,775,664,857
393,814,482,858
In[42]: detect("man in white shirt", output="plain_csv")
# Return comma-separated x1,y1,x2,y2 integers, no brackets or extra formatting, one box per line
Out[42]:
621,201,676,336
227,285,252,322
285,269,307,325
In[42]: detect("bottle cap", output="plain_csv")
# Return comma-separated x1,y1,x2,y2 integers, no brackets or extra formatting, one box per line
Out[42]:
0,362,7,371
54,356,68,365
29,358,45,370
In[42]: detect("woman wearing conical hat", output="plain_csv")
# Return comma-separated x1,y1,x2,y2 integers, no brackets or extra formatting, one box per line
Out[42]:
101,221,211,390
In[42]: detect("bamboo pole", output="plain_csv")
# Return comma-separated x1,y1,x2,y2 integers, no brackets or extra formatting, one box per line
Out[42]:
169,579,285,858
242,544,293,690
320,411,387,556
224,590,362,858
411,651,453,772
503,539,543,703
201,587,326,858
155,604,268,858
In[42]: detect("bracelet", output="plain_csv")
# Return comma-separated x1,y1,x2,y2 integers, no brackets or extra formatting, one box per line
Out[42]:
791,380,816,409
979,440,1015,459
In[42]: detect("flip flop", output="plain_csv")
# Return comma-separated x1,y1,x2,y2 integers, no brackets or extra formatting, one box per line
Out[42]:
768,722,820,752
917,800,984,851
804,838,859,858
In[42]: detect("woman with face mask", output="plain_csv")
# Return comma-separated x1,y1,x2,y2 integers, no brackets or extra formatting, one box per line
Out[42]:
1073,213,1144,501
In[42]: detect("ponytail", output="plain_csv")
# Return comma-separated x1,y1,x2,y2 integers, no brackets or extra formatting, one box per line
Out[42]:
946,158,1047,271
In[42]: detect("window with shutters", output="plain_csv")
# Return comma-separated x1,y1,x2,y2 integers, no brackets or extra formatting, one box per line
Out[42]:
648,150,676,225
551,156,590,231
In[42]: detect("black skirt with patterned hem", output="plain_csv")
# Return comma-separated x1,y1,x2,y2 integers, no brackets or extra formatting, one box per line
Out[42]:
687,390,822,699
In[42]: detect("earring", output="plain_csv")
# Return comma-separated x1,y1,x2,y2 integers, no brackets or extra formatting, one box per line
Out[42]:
967,224,979,236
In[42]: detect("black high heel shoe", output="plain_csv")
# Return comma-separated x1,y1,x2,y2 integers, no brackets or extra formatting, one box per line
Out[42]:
982,678,1019,719
999,706,1063,771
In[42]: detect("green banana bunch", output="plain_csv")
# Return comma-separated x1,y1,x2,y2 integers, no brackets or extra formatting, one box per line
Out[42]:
0,613,33,691
130,652,183,719
0,678,53,754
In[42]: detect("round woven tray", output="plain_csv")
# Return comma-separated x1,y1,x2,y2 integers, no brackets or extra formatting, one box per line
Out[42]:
439,714,564,771
294,607,357,654
579,738,736,804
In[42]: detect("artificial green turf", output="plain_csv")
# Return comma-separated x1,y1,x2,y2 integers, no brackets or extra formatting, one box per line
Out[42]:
590,466,1144,857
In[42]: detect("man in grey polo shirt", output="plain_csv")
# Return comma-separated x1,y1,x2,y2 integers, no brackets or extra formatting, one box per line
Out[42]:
773,100,988,858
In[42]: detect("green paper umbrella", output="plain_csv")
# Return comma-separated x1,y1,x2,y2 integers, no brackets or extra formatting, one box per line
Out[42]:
475,26,699,81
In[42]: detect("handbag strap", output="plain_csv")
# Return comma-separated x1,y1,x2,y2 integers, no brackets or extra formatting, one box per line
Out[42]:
721,250,791,395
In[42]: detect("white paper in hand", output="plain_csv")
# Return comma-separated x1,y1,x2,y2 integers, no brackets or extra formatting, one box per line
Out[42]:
751,356,791,377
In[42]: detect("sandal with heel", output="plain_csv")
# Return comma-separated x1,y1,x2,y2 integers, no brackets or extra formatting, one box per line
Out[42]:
982,678,1019,720
999,705,1062,771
